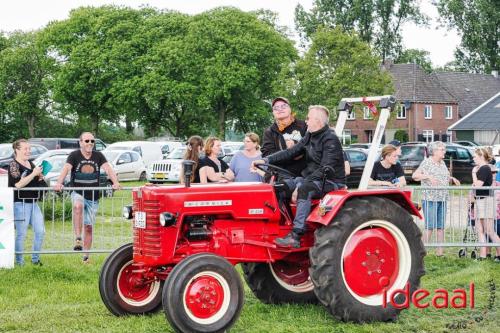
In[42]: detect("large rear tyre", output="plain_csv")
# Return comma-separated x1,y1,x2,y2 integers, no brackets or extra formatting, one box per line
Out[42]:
242,255,317,304
163,253,244,333
99,243,163,316
310,197,425,323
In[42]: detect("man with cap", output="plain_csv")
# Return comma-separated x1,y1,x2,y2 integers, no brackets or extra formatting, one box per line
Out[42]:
253,105,346,248
261,97,307,177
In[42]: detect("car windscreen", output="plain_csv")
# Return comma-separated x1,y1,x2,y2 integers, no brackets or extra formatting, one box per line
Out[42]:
102,151,120,162
400,146,425,161
46,156,68,173
0,145,13,159
167,148,186,159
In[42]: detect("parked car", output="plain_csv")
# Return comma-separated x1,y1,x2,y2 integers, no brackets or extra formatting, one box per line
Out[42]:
444,144,475,183
106,141,163,168
102,150,147,182
158,141,184,158
29,138,106,151
399,143,429,182
0,143,48,170
33,149,75,165
454,140,480,148
222,142,244,154
148,147,186,183
344,148,368,188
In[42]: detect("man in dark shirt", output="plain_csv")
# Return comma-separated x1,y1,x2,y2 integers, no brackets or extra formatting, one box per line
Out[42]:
261,97,307,177
54,132,120,263
253,105,345,248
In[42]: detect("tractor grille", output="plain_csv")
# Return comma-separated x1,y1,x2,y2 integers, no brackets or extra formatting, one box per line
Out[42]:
133,199,162,257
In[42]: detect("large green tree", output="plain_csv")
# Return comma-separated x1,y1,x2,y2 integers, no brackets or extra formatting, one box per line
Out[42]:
0,31,54,138
395,48,433,73
43,6,147,135
436,0,499,73
293,28,393,118
184,7,298,138
295,0,427,61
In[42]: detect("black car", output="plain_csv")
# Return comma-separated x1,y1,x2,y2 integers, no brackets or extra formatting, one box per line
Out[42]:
344,148,368,188
400,143,475,184
28,138,106,151
399,143,429,183
0,143,48,170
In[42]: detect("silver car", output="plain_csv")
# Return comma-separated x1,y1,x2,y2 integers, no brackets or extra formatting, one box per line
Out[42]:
102,150,147,182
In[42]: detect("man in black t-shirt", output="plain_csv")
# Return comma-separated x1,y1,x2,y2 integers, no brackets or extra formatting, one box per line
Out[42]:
54,132,120,263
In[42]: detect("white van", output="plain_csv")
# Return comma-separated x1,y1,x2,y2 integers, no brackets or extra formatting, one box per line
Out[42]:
105,141,163,168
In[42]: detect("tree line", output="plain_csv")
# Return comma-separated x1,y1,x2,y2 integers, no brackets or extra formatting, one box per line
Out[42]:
0,1,496,143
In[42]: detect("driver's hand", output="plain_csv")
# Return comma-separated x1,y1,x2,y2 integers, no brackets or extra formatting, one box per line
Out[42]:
250,159,265,172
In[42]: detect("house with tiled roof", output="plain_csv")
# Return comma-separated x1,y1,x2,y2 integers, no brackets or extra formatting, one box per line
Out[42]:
343,60,499,144
448,92,500,145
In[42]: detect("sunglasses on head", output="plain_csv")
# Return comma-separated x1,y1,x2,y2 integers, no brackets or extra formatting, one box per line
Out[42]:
83,139,95,143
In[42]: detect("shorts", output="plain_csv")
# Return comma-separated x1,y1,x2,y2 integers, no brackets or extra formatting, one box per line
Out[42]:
475,196,495,220
422,200,446,230
71,192,99,226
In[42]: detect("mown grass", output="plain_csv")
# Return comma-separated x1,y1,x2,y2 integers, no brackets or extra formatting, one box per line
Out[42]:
0,254,498,333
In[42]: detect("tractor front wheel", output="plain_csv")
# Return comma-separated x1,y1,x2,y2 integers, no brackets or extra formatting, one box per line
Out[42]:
162,253,244,333
310,197,425,322
99,243,163,316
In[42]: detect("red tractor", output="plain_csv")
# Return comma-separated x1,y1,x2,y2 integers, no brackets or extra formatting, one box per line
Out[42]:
99,96,425,332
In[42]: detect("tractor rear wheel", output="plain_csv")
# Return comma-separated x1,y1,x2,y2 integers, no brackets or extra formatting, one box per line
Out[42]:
162,253,244,333
310,197,425,323
242,254,316,304
99,243,163,316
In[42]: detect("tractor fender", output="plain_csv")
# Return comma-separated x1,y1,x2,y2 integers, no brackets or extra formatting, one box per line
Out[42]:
308,188,422,226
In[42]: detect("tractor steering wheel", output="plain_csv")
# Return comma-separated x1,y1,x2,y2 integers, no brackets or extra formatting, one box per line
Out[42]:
255,163,296,181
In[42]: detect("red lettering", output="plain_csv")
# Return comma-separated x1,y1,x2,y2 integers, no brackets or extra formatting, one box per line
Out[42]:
470,282,474,309
432,289,449,308
451,290,467,308
390,283,410,309
412,289,430,308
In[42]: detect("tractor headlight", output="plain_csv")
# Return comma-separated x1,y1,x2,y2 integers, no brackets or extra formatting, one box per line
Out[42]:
159,212,176,227
122,205,133,219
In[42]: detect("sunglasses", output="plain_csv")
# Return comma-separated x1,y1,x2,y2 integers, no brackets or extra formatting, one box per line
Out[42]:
83,139,95,143
272,104,289,111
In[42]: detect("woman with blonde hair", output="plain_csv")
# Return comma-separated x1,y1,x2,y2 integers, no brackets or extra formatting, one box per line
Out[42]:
471,147,500,261
229,132,263,182
368,144,406,187
199,136,235,183
180,136,204,184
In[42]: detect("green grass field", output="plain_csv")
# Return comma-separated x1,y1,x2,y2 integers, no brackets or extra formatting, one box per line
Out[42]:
0,253,498,333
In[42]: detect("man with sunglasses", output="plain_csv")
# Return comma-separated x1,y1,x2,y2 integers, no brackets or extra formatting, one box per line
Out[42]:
261,97,307,177
54,132,120,263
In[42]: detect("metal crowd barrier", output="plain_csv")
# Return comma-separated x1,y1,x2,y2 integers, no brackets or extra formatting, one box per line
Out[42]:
13,186,135,255
12,185,500,257
411,185,500,249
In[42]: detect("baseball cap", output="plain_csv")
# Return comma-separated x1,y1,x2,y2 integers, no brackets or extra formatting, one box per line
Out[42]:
388,140,401,147
271,97,290,107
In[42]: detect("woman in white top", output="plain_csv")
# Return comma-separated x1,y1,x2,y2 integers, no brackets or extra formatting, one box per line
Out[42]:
413,141,460,256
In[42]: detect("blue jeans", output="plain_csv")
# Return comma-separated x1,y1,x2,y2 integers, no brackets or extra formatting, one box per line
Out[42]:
422,200,446,230
14,201,45,265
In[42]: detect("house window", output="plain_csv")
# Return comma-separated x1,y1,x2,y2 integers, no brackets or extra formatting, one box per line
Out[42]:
423,130,434,143
397,105,407,119
424,105,432,119
347,109,355,120
341,129,352,145
363,106,372,120
444,105,452,119
446,131,452,142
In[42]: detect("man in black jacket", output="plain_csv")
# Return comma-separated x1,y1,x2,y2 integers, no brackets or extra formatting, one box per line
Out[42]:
261,97,307,177
253,105,346,248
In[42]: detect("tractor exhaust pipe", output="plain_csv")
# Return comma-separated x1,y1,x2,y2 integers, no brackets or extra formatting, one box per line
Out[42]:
182,160,195,188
